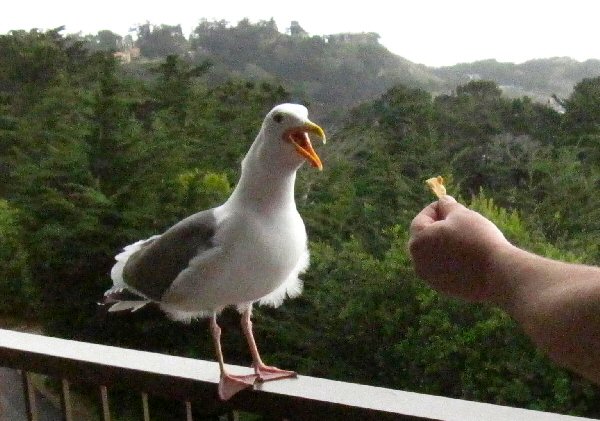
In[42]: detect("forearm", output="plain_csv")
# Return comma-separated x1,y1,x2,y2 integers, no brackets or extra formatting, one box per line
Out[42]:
489,245,600,383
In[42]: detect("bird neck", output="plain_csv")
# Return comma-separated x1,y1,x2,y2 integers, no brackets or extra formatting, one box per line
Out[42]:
227,143,300,213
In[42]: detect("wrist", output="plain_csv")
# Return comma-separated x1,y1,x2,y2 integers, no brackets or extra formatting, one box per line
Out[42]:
485,242,528,311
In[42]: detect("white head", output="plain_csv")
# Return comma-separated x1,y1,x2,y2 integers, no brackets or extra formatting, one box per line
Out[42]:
252,103,326,172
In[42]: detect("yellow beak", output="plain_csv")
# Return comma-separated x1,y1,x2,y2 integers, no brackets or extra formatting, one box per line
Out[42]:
284,121,326,170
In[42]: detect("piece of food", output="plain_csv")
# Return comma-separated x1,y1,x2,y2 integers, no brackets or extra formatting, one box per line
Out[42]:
425,176,446,198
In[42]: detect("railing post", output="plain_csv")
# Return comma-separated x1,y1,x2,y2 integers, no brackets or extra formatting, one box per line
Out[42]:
21,371,38,421
60,378,73,421
141,392,150,421
185,400,193,421
100,385,111,421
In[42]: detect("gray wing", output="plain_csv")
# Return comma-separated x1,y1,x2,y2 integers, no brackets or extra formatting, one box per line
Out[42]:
123,209,218,300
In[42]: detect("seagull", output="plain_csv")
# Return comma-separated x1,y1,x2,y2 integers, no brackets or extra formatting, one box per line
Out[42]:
104,103,326,400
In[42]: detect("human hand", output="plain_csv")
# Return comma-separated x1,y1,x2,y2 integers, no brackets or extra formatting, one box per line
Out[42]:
408,196,512,302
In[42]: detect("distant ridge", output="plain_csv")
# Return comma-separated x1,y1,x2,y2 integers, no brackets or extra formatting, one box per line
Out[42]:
66,21,600,116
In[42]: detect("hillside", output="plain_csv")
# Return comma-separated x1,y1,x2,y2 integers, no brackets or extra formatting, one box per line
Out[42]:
432,57,600,105
75,20,600,119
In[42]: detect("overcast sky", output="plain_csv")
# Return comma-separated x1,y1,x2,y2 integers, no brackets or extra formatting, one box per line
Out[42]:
2,0,598,67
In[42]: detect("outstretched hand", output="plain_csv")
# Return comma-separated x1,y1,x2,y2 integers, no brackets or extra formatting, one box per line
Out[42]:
408,196,511,302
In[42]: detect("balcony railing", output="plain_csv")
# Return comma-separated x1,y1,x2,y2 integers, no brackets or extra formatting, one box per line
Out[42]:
0,328,595,421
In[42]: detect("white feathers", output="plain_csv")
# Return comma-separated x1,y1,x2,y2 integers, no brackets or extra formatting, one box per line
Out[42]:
159,305,217,324
257,250,309,308
108,300,150,312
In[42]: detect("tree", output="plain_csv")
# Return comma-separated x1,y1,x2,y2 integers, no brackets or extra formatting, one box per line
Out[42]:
288,21,308,38
562,76,600,137
86,52,141,194
0,200,33,316
136,23,188,58
456,79,502,99
151,55,211,127
0,28,69,106
375,85,434,138
93,30,122,51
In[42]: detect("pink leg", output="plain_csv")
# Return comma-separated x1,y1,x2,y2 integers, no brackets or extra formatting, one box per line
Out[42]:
241,308,297,382
210,314,257,400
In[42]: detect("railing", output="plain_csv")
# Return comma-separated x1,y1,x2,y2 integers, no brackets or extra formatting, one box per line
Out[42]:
0,328,596,421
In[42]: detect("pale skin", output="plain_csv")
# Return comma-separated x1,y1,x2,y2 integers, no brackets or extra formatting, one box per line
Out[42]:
409,195,600,384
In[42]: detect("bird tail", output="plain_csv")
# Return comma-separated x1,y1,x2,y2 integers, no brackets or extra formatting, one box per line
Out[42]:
102,288,150,312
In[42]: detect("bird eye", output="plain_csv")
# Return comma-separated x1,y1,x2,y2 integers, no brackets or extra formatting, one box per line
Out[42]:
273,113,284,123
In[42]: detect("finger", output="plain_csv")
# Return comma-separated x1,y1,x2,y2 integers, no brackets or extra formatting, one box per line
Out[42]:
436,195,462,219
410,202,439,235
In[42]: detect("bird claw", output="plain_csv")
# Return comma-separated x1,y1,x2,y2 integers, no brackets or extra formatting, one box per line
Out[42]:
217,366,296,399
254,364,297,382
218,373,258,400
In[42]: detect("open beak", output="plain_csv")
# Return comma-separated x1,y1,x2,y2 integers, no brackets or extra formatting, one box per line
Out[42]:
284,121,326,170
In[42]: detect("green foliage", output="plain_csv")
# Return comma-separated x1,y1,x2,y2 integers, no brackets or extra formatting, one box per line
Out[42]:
563,76,600,136
172,169,232,214
469,190,590,264
136,23,189,58
469,192,528,244
0,200,33,316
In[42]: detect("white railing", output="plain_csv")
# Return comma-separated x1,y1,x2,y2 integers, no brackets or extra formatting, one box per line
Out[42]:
0,328,595,421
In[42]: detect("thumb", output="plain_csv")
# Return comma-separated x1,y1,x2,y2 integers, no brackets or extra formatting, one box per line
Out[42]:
436,195,461,219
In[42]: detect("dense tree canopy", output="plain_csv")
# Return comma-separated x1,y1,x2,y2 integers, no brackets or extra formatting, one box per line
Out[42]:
1,28,600,419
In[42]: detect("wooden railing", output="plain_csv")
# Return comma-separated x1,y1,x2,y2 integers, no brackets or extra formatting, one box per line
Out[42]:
0,328,595,421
